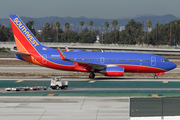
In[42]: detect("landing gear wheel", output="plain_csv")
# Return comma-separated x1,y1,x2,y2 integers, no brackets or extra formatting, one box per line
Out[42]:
154,75,158,79
56,85,59,90
89,73,95,79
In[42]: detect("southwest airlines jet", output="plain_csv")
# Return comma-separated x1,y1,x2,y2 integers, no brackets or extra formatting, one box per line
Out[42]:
9,14,177,79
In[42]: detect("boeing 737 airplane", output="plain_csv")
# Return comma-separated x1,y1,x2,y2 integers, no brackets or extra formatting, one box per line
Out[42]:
9,14,177,79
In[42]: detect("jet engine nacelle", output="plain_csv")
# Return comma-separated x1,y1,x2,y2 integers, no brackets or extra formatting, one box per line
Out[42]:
104,66,124,76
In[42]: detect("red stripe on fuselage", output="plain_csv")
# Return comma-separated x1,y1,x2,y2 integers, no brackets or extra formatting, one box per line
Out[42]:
117,64,166,73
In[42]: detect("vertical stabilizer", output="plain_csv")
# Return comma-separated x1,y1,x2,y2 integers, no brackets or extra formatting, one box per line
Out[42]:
9,14,43,54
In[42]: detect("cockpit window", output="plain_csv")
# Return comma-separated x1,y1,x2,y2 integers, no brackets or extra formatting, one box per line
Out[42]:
161,59,169,62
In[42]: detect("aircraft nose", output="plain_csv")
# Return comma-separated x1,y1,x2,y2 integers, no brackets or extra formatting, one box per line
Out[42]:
170,62,177,70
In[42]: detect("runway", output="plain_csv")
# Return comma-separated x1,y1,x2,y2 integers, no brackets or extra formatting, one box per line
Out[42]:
0,96,129,120
0,66,180,74
0,77,180,97
0,77,180,119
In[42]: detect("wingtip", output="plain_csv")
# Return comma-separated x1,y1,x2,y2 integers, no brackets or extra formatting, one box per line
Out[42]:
57,47,68,61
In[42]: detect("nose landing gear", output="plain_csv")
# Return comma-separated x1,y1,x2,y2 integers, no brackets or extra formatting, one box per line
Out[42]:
89,72,95,79
154,72,165,79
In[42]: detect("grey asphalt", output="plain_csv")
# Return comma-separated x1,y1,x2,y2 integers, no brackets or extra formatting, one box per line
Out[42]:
0,96,129,120
0,66,179,74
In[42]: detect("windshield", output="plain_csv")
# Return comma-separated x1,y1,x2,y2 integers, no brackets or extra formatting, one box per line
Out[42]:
161,59,169,62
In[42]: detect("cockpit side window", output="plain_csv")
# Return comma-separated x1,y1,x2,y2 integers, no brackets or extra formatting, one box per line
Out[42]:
161,59,169,62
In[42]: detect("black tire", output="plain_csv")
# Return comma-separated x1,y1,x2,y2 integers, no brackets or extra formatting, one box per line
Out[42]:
64,87,67,90
154,75,158,79
89,73,95,79
56,85,59,90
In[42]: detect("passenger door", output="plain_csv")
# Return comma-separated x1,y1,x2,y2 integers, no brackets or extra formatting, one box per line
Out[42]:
151,56,156,66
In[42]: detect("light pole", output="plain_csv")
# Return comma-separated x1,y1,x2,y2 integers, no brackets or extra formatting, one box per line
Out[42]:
102,32,103,44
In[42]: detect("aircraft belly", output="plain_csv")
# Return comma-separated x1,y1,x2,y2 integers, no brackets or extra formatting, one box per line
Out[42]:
118,65,166,73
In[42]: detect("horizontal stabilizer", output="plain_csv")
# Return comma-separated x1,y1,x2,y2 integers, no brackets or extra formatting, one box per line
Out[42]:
7,49,31,56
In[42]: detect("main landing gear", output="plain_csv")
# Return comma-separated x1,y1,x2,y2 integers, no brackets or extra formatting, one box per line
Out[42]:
154,75,158,79
89,72,95,79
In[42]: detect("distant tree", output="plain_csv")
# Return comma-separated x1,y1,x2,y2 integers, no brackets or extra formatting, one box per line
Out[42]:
146,20,152,30
26,21,36,36
61,31,79,43
146,20,152,45
65,22,70,29
54,21,60,42
89,20,93,34
64,22,70,42
112,20,118,43
79,32,96,43
42,23,55,42
119,19,144,45
80,21,84,32
104,21,109,33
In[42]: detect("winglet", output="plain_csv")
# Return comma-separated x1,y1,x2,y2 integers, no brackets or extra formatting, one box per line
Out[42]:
65,46,70,51
57,47,69,61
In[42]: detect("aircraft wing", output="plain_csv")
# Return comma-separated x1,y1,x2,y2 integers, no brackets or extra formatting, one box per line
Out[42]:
65,46,70,51
57,47,106,70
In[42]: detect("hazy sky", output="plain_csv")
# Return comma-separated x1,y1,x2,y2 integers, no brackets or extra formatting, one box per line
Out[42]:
1,0,180,19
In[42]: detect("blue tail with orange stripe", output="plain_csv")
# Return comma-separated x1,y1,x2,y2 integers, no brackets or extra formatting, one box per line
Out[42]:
9,14,51,66
9,14,47,54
